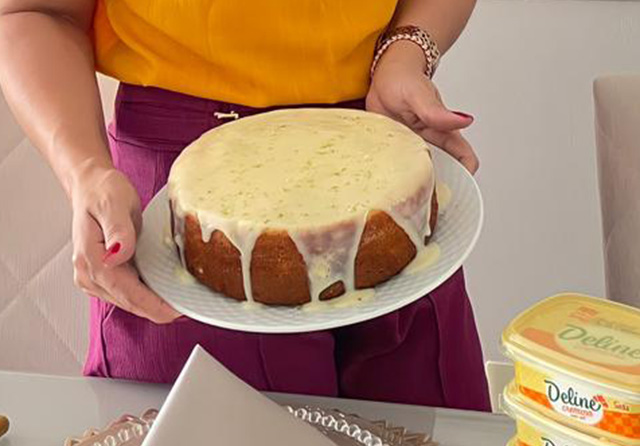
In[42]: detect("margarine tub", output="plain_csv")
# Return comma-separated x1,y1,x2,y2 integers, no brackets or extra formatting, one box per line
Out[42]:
502,381,616,446
502,293,640,445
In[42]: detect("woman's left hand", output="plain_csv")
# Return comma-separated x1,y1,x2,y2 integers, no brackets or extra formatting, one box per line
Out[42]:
366,41,479,174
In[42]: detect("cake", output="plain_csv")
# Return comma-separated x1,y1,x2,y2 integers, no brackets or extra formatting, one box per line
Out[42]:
168,108,437,306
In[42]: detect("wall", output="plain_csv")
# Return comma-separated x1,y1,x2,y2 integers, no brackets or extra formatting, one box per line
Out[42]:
436,0,640,360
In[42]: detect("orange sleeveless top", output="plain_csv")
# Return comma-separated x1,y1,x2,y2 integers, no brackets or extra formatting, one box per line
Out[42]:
92,1,397,107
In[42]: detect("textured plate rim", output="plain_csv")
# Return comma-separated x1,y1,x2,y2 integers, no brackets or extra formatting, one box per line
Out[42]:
136,147,483,333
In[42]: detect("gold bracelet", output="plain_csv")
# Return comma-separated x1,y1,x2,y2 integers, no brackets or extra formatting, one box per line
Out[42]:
371,25,441,79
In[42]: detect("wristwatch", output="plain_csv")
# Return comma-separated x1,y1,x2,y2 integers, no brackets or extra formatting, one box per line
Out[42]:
371,25,441,79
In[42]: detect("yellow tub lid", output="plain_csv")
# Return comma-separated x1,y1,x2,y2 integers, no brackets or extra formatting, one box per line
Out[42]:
502,381,615,446
502,293,640,394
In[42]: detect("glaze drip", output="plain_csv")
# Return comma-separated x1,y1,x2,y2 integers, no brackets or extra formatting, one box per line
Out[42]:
289,213,367,302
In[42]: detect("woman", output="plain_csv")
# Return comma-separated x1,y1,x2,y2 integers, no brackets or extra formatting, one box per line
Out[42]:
0,0,488,410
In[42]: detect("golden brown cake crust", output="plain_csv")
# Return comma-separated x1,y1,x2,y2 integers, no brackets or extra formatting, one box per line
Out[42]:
180,193,438,305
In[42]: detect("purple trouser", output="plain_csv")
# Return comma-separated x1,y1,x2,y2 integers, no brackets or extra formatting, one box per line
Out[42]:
84,83,490,411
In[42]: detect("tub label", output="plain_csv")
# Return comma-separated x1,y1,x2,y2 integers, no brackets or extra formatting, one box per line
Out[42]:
545,379,604,425
555,322,640,367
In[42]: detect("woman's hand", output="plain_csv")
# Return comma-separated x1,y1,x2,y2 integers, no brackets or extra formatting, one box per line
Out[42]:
366,41,479,173
70,162,180,324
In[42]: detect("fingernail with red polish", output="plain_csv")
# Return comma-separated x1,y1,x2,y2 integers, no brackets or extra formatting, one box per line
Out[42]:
453,111,474,120
103,242,121,262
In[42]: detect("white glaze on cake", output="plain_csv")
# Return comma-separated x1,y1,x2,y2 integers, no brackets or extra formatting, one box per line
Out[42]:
302,289,376,312
174,266,197,285
404,243,441,275
168,108,435,303
435,182,452,211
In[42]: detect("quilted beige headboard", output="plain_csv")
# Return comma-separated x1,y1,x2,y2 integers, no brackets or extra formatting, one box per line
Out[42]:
0,76,117,375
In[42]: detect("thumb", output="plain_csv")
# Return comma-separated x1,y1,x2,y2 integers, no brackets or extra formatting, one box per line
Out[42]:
98,207,137,267
408,87,474,132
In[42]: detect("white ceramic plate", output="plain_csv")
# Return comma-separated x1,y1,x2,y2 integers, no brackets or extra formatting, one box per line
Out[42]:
136,148,483,333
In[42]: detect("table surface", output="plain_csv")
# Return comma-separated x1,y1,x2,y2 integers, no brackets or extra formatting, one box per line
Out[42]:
0,371,514,446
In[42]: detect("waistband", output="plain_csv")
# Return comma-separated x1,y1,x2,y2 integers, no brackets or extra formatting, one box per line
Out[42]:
112,83,366,152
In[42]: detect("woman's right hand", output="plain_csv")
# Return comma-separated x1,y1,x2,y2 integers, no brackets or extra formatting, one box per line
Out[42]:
70,163,180,324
